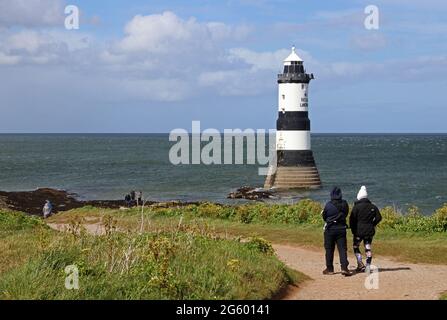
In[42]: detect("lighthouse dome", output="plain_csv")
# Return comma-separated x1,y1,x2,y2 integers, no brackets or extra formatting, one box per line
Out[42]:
284,46,303,63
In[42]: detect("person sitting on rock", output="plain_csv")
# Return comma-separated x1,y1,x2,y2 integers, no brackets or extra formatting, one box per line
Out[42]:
349,186,382,274
43,200,53,219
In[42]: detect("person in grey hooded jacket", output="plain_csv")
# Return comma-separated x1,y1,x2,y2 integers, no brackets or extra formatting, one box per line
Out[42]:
43,200,53,219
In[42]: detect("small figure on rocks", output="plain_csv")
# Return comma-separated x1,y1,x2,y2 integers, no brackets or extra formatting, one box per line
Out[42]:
130,190,136,203
43,200,53,219
136,191,143,206
125,194,132,207
350,186,382,274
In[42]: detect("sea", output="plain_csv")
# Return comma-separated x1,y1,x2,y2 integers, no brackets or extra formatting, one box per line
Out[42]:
0,134,446,215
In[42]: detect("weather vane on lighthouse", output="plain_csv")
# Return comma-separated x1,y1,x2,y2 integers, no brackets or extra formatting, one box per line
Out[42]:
264,46,322,189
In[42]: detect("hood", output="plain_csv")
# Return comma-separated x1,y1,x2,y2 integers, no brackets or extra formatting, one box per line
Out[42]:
330,186,342,200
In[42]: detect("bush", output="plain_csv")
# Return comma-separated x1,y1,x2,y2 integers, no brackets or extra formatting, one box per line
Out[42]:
0,211,45,231
433,204,447,232
245,237,274,255
146,199,446,234
378,206,402,229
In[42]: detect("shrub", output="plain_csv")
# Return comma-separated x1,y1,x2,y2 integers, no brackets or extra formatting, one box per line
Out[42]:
0,211,45,231
245,237,274,255
378,206,402,229
433,204,447,232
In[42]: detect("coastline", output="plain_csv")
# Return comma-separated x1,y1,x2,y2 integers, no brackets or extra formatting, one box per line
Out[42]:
0,188,207,216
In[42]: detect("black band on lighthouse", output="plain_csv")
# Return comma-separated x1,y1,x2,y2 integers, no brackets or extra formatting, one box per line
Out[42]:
277,111,311,131
277,150,317,167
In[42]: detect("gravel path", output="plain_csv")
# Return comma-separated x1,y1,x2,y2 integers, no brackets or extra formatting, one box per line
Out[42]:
275,244,447,300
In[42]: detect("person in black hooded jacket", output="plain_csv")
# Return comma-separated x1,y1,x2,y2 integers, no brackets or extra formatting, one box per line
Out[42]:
321,187,352,276
349,186,382,274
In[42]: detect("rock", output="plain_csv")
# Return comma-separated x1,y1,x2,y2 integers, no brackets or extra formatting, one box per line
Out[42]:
0,188,214,216
227,186,275,200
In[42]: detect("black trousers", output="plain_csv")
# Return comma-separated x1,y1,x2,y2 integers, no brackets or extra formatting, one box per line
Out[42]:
324,227,349,270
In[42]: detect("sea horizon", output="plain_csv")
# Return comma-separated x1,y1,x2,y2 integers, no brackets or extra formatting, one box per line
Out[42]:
1,133,445,215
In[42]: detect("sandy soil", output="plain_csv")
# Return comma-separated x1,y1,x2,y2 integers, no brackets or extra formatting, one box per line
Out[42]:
275,244,447,300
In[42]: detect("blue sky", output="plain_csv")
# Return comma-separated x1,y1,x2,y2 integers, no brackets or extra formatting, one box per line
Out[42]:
0,0,446,133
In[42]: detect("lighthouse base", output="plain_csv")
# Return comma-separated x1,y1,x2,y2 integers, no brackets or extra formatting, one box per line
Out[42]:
264,151,322,189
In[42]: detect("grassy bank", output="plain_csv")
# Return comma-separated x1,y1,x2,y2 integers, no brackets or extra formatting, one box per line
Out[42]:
0,210,304,300
48,199,447,265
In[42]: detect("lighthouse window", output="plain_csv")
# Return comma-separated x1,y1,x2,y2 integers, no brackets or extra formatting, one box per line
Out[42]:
302,84,305,89
282,94,285,100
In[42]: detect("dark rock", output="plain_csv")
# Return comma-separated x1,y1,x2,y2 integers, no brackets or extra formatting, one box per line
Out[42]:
227,186,275,200
0,188,216,216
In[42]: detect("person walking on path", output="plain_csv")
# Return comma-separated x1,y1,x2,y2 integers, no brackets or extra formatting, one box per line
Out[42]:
322,187,352,277
349,186,382,274
43,200,53,219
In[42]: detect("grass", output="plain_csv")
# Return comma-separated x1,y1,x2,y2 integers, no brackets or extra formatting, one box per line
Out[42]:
0,210,303,300
47,200,447,265
2,198,447,299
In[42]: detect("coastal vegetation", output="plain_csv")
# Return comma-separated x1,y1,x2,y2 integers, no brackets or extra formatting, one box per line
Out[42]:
0,210,304,300
46,200,447,265
1,198,446,299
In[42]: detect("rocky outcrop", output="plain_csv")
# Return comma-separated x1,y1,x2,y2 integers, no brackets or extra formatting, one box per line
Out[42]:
227,186,276,200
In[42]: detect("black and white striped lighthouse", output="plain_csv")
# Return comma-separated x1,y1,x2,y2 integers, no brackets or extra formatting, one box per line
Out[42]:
265,46,321,189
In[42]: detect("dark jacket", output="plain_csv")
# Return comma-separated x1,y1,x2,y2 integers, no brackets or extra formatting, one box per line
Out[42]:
322,199,349,230
349,198,382,238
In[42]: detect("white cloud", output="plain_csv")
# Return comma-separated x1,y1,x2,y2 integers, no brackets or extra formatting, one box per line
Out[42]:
115,11,251,55
0,29,94,65
0,0,64,27
0,51,20,65
228,48,289,71
1,9,446,104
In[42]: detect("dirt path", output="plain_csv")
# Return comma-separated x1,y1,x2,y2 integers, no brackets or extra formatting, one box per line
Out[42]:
46,222,447,300
47,222,106,235
275,244,447,300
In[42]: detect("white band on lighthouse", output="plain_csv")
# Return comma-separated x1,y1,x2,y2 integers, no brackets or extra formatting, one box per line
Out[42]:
276,130,311,151
278,83,308,112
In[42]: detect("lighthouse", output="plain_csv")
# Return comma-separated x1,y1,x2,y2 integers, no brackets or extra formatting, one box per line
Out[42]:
264,46,322,189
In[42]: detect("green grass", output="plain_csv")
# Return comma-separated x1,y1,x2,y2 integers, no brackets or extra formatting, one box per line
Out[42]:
3,198,447,299
0,210,303,300
48,200,447,265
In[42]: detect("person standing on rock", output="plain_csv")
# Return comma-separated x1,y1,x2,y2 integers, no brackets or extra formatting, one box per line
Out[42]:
136,191,143,206
43,200,53,219
349,186,382,274
322,187,352,276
